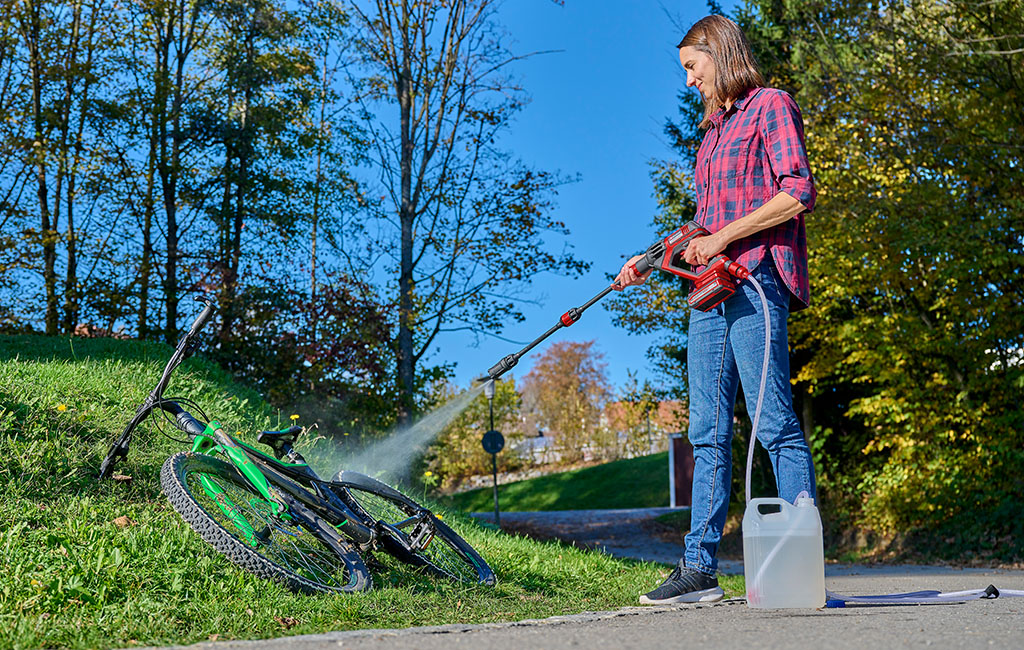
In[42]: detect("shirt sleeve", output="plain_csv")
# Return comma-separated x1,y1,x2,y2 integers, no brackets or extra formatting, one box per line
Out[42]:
761,90,816,213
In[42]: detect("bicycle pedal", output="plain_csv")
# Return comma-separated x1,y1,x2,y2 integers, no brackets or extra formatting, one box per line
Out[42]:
409,522,435,549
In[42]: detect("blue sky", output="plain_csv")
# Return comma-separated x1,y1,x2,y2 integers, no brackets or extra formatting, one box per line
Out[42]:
436,0,739,390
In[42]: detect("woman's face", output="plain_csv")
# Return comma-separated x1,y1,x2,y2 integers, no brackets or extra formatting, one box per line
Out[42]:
679,46,716,102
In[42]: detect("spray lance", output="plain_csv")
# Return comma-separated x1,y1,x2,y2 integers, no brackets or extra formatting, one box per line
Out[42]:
479,219,754,382
477,217,773,514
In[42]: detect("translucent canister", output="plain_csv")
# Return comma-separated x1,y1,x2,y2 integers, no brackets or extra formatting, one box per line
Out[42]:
742,496,825,608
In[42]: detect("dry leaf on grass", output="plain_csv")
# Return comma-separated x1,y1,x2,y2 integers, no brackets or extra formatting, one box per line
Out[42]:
275,616,299,630
113,516,135,528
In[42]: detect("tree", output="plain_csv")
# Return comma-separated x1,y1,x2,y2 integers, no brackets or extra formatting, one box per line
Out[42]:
122,0,218,341
617,372,663,459
520,340,612,465
346,0,585,425
203,0,317,344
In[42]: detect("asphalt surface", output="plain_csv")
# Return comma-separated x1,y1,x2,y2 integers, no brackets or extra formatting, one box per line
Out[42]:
142,509,1024,650
153,572,1024,650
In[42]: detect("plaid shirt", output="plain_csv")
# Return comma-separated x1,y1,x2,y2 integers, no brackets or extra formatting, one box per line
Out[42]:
694,87,815,308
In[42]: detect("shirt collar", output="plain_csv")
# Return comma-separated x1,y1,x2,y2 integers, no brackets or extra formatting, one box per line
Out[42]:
710,86,764,127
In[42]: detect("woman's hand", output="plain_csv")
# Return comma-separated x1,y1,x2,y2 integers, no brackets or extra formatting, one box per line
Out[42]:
613,254,653,291
683,232,727,266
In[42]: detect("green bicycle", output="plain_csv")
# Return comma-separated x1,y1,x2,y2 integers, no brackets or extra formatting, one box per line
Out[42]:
98,298,495,593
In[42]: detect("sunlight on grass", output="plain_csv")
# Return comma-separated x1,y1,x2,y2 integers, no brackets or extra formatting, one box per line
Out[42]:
0,334,686,650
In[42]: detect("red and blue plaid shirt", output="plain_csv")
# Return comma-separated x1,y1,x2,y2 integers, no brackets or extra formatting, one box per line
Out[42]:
694,86,815,309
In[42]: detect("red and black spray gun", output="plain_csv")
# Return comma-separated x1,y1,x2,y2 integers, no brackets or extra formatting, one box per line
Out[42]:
479,220,752,381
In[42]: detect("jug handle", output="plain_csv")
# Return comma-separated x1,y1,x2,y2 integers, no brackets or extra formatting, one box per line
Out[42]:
748,497,792,520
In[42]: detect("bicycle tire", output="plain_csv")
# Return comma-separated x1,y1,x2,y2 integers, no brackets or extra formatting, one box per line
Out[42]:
330,471,495,586
161,452,371,594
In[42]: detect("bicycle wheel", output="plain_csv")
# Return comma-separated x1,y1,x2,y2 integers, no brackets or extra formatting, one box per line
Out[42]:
330,470,495,586
162,452,371,594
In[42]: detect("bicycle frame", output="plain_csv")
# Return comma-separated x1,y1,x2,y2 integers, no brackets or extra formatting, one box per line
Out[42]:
99,297,379,550
181,413,378,548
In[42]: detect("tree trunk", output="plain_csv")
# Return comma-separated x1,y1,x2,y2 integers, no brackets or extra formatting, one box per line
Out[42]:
396,1,415,426
162,0,192,343
138,129,158,338
140,3,172,339
23,2,58,335
64,0,98,333
801,388,814,446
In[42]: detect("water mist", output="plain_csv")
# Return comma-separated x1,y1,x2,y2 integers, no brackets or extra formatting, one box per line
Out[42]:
322,382,488,484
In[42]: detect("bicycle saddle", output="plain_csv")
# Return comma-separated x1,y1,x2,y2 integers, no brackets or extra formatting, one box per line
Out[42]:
256,426,302,459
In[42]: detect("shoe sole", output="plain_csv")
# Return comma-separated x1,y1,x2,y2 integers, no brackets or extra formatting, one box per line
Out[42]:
639,586,725,605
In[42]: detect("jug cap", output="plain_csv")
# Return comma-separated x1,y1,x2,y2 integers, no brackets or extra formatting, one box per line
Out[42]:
794,491,815,507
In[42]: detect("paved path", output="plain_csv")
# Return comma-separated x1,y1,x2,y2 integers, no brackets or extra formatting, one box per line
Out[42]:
156,568,1024,650
144,509,1024,650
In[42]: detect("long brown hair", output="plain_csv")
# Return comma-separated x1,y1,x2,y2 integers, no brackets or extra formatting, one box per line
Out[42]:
678,16,765,129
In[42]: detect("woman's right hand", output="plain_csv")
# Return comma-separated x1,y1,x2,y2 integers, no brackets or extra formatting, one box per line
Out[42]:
613,254,652,291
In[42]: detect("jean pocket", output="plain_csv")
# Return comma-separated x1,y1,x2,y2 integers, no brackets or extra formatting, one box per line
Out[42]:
751,256,785,305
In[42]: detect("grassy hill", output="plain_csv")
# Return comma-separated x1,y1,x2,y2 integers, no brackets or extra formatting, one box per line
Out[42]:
446,452,671,512
0,334,720,650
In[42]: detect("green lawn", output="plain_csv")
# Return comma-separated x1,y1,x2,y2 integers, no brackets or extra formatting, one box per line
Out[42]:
0,334,741,650
446,452,671,512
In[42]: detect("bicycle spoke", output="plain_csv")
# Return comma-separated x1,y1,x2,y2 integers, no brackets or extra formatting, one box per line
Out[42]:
342,486,482,583
184,467,351,588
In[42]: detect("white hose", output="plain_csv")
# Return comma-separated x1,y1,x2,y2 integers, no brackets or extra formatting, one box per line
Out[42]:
745,275,772,504
742,274,791,604
738,276,1024,607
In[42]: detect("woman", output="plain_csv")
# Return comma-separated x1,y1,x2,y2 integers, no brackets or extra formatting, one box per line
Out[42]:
614,15,818,604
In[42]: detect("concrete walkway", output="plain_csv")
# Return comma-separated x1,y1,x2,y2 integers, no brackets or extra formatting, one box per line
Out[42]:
144,509,1024,650
155,567,1024,650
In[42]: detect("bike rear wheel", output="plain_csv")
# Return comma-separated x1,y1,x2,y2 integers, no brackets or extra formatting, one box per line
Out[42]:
162,452,371,594
331,471,495,586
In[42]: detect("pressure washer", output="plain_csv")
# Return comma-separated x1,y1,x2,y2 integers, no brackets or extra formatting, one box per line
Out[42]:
477,220,1024,608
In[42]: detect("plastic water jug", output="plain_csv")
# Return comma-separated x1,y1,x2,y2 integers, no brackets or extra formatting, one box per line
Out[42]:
742,496,825,608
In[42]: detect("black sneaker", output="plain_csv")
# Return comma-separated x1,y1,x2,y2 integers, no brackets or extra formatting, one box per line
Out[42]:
639,564,724,604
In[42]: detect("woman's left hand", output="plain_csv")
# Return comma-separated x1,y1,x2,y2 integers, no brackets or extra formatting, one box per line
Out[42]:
683,232,727,266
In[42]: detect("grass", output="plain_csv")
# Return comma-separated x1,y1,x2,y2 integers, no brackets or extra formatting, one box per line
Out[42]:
0,334,742,650
445,452,671,512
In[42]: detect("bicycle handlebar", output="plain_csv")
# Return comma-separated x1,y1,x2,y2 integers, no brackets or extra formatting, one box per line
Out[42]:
188,298,215,336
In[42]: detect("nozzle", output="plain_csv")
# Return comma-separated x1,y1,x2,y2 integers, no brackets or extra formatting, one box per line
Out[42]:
483,379,496,400
485,354,518,380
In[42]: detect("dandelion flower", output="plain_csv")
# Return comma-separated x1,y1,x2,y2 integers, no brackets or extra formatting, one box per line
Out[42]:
57,404,67,412
290,414,299,421
423,471,433,477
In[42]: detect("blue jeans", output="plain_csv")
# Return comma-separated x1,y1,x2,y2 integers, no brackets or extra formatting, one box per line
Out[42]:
683,258,817,575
